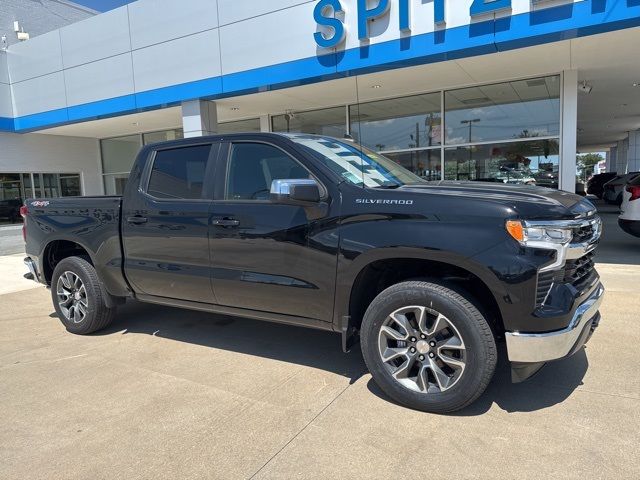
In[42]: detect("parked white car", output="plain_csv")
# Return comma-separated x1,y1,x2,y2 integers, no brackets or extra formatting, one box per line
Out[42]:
619,175,640,238
603,172,640,205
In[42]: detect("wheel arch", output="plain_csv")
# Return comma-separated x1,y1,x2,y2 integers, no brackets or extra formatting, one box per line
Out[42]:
335,248,507,337
43,240,125,308
42,239,95,285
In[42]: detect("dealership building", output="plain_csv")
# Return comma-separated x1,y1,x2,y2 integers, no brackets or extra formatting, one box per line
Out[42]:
1,0,640,210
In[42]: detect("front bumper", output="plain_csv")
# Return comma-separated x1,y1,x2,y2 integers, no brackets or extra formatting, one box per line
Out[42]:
505,283,604,363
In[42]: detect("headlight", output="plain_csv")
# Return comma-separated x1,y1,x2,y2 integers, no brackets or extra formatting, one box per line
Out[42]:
505,220,573,246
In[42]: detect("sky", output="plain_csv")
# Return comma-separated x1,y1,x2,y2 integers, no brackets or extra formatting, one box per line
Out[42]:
72,0,134,12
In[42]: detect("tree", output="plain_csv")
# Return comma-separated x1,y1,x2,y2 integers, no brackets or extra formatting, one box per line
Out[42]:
577,153,605,181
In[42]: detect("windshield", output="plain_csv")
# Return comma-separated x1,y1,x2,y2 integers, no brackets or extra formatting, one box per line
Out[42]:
285,134,425,188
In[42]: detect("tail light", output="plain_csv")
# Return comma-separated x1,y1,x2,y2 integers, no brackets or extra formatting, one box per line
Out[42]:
627,185,640,202
20,205,28,242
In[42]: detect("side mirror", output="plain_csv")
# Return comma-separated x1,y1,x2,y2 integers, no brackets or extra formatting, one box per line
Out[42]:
270,179,321,204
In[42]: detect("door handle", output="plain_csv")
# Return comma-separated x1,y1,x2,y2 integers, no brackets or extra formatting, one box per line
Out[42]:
127,215,148,225
212,218,240,227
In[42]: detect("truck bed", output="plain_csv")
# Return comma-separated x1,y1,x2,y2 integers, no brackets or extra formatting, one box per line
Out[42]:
23,195,128,297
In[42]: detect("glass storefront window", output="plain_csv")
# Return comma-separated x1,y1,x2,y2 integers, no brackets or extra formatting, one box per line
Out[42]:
0,174,22,201
350,93,442,152
217,118,261,134
0,173,82,223
444,139,560,188
143,129,183,145
101,134,143,195
21,173,35,199
445,76,560,145
60,174,81,197
33,174,41,197
384,149,442,181
103,174,129,196
42,173,60,197
272,107,346,138
101,135,142,174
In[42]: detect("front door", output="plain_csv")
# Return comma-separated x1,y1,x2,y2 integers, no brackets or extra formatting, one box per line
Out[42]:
209,140,336,322
122,142,218,303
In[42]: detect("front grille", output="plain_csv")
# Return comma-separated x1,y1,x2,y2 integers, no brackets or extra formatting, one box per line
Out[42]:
564,251,597,291
572,224,595,244
535,270,555,307
536,251,598,308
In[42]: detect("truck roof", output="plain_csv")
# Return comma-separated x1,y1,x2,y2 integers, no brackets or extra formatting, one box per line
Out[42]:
142,132,309,149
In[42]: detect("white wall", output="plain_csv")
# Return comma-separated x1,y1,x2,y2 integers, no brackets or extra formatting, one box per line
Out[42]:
2,0,601,124
616,138,628,174
0,52,11,119
0,132,102,195
626,130,640,173
607,147,616,172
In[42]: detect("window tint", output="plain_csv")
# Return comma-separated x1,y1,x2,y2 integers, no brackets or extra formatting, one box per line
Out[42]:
226,143,310,200
147,145,212,199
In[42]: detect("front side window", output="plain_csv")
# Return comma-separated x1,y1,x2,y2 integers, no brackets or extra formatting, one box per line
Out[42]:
225,143,311,201
287,134,425,188
147,144,212,199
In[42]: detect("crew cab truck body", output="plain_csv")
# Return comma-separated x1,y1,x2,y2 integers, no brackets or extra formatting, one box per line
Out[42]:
22,133,604,413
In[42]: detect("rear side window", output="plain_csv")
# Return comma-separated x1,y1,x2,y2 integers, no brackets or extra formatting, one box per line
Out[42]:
147,145,212,199
225,143,311,200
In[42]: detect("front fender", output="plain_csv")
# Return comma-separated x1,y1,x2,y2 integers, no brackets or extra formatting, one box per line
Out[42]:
332,245,508,331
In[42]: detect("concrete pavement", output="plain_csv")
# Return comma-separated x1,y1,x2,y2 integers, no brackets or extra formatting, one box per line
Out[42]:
0,199,638,479
0,225,24,256
0,254,41,295
0,264,638,479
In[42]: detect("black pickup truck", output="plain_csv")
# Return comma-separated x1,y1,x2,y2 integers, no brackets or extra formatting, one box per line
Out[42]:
22,133,604,413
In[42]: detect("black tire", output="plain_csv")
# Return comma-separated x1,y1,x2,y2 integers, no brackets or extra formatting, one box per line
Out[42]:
361,280,497,413
51,256,116,334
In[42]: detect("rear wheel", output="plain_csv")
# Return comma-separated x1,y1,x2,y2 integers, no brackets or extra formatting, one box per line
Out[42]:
51,256,116,334
361,281,497,413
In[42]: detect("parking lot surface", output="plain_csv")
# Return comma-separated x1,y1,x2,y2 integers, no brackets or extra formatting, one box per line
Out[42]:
0,202,638,479
0,225,24,257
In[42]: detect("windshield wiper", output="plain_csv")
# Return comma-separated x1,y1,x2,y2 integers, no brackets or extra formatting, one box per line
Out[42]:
375,182,402,189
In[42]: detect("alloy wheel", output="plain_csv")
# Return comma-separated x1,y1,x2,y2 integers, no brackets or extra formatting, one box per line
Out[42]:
56,271,88,324
378,305,466,393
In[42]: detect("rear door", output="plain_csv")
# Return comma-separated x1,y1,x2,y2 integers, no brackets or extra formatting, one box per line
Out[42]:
122,142,218,303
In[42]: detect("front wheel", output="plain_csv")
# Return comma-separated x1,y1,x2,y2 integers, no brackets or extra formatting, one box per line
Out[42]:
361,281,497,413
51,256,116,335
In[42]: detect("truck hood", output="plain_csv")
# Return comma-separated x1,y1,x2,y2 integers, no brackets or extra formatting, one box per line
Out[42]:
398,181,596,219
